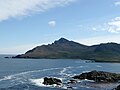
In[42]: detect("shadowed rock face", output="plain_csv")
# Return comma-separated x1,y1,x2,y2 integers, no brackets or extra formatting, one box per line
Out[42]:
43,77,62,85
73,70,120,83
13,38,120,62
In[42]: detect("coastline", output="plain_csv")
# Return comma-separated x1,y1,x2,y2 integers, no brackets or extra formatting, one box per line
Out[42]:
4,56,120,63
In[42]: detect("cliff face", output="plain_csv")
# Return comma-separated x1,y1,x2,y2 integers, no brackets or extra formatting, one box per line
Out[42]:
13,38,120,62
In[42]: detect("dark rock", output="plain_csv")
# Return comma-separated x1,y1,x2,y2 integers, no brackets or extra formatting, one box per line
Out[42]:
43,77,62,85
5,57,10,58
67,80,77,84
73,70,120,83
67,86,73,90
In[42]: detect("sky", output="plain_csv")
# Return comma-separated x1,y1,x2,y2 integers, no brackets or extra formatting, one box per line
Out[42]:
0,0,120,54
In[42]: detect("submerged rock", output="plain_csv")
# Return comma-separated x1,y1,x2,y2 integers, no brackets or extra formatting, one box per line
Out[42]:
67,86,73,90
67,79,77,84
43,77,62,85
5,57,9,58
73,70,120,83
113,85,120,90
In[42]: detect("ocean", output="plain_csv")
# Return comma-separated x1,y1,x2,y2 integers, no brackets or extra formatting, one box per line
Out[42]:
0,55,120,90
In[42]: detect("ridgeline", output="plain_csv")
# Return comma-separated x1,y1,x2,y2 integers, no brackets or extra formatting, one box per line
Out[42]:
13,38,120,62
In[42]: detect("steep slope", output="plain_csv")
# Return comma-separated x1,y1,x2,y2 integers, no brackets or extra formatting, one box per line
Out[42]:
87,43,120,61
13,38,120,62
14,38,88,59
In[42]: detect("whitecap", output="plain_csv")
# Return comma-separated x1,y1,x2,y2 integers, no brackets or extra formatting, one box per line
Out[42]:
96,65,102,68
0,76,12,81
0,67,62,82
0,66,81,89
30,77,64,88
82,71,91,73
30,78,45,87
59,66,73,77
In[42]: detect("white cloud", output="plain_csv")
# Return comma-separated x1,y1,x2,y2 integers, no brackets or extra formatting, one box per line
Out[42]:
92,27,97,31
115,1,120,6
48,20,56,27
107,17,120,33
90,17,120,33
0,0,76,22
76,35,120,46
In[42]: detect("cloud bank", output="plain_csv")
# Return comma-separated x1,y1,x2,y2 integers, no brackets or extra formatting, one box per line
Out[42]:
0,0,76,22
90,17,120,33
107,17,120,33
77,35,120,46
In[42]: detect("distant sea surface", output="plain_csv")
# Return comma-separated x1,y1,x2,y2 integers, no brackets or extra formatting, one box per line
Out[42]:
0,55,120,90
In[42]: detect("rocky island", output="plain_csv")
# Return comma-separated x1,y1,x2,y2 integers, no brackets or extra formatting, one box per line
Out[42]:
13,38,120,62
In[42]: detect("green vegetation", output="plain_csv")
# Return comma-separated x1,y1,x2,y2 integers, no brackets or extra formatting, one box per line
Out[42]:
13,38,120,62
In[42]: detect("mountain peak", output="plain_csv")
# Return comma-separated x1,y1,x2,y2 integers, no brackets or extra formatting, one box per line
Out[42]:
58,37,69,42
53,38,69,44
13,38,120,62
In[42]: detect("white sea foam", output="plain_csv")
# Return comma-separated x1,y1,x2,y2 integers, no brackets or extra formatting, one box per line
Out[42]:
82,71,91,73
74,65,87,69
59,66,74,78
0,66,78,84
0,76,12,81
84,79,95,82
96,65,102,68
78,66,84,68
4,76,12,80
0,67,62,82
60,68,67,76
30,78,45,87
30,77,64,88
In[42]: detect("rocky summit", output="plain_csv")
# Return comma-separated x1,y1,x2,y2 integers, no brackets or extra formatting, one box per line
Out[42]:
13,38,120,62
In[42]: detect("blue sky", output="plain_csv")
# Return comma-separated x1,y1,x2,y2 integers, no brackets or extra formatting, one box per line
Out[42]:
0,0,120,54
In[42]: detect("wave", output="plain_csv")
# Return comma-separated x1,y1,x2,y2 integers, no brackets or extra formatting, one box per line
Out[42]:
30,77,63,87
30,78,45,87
0,66,73,88
0,65,89,83
0,65,94,89
96,65,102,68
0,67,62,82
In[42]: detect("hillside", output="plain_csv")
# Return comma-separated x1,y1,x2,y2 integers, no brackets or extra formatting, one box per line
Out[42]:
13,38,120,62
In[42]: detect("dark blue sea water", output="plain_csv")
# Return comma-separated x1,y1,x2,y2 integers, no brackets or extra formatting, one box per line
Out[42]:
0,55,120,90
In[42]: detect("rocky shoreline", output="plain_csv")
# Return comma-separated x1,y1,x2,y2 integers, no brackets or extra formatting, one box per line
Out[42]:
73,70,120,83
42,70,120,90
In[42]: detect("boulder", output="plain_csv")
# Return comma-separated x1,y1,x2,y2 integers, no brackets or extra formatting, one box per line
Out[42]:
43,77,62,85
73,70,120,83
